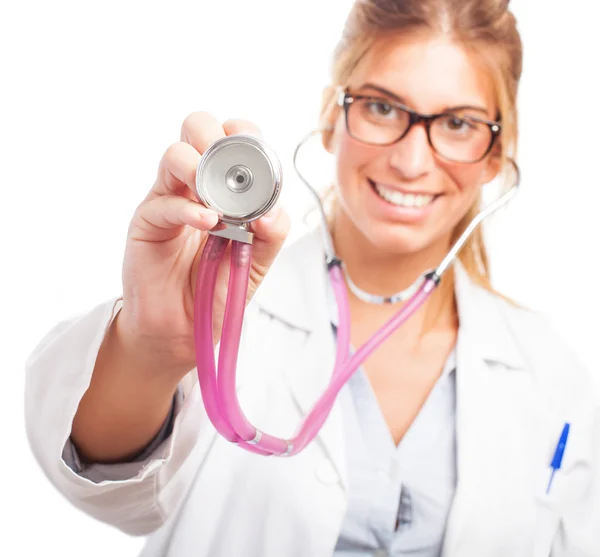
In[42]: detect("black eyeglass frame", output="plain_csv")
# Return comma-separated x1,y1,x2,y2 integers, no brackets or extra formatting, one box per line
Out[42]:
337,88,502,164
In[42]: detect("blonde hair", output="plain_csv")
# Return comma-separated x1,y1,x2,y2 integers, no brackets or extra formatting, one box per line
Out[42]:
315,0,523,327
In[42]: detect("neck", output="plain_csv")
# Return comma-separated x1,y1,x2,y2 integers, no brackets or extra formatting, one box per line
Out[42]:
330,208,458,335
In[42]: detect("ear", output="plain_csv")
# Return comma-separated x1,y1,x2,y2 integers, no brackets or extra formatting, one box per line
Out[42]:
320,85,341,154
322,126,335,154
481,139,502,184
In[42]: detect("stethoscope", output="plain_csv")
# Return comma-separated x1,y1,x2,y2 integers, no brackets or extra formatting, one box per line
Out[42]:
193,128,521,457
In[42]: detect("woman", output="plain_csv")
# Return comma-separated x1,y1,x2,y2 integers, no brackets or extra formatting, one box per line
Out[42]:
25,0,599,556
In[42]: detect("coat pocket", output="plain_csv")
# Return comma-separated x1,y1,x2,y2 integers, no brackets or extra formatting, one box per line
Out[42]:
531,414,594,557
532,490,561,557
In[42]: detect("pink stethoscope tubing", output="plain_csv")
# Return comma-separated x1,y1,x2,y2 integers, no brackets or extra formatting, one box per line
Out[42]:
193,233,438,457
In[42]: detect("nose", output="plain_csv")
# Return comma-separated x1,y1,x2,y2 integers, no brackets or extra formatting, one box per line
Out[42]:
387,122,434,181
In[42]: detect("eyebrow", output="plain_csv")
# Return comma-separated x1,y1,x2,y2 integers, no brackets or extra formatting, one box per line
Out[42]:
356,82,491,116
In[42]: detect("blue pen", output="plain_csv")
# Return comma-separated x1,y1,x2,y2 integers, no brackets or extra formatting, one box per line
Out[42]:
546,422,570,494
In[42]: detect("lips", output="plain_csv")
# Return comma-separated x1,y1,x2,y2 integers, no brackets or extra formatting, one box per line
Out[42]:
367,178,439,197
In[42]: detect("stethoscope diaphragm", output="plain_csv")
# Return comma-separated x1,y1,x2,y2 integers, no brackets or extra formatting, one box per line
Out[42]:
195,134,282,225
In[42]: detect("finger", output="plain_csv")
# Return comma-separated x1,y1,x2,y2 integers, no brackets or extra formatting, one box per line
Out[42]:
222,118,262,139
152,141,202,198
248,202,291,274
180,111,226,154
132,194,220,242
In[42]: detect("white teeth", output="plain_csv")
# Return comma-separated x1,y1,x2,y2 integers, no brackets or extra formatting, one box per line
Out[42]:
373,182,435,208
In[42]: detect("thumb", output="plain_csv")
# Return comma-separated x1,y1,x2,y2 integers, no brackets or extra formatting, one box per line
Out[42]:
248,203,291,276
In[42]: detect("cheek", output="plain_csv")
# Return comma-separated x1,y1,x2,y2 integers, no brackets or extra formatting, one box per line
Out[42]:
334,131,375,191
443,161,489,203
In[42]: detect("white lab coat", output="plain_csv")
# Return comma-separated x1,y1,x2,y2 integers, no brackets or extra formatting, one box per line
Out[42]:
25,226,600,557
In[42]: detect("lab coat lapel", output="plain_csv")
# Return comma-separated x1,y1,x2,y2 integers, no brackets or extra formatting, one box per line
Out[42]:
440,325,502,556
442,263,533,556
284,312,349,491
254,227,349,490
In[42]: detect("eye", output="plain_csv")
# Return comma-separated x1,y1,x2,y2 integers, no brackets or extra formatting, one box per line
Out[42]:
445,116,471,131
366,100,396,117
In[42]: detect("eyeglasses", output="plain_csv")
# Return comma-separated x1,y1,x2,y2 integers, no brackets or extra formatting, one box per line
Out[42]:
337,88,502,164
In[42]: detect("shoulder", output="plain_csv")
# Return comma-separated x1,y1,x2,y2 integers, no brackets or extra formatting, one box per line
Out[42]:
259,225,323,288
251,225,327,331
491,290,597,410
455,260,596,413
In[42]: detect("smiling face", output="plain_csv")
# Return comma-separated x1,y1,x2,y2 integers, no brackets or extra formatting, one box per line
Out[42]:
327,33,501,256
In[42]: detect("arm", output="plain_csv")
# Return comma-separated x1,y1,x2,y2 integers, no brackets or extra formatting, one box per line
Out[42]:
24,297,213,536
69,302,184,464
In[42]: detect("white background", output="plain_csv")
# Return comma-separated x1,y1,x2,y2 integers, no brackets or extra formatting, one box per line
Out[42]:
1,0,599,555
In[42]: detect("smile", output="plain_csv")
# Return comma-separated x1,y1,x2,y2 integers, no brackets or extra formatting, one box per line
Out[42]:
368,179,440,208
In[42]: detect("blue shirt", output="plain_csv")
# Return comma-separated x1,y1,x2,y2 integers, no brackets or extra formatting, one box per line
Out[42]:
329,284,458,556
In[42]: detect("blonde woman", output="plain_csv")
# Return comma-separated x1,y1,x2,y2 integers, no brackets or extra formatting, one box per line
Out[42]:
25,1,599,556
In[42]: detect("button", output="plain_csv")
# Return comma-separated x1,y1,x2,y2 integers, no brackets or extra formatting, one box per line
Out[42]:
315,460,339,484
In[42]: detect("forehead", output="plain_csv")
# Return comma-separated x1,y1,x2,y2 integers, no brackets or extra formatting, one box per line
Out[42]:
348,34,497,117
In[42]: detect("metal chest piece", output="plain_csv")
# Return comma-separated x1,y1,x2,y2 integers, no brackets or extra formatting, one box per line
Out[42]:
195,134,283,244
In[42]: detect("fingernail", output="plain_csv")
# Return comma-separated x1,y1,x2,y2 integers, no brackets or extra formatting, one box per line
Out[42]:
202,207,221,217
200,210,220,226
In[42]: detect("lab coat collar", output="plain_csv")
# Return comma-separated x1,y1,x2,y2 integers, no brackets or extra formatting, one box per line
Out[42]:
453,259,525,370
254,224,526,371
